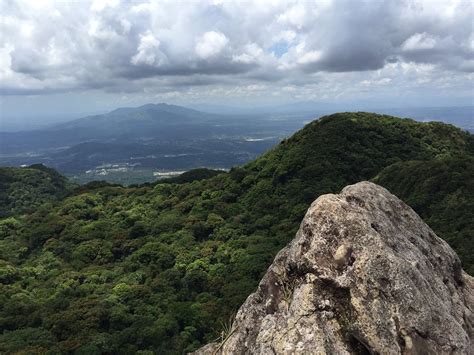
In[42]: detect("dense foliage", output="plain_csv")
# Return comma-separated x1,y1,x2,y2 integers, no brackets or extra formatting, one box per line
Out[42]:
374,156,474,274
1,113,472,354
0,164,75,218
159,168,225,185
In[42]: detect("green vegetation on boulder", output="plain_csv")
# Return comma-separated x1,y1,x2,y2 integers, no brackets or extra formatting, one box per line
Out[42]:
0,113,472,353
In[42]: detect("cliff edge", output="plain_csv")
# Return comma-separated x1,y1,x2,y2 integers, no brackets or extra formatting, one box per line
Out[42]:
194,182,474,354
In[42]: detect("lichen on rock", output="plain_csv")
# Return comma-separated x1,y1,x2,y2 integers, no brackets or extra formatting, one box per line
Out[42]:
193,181,474,354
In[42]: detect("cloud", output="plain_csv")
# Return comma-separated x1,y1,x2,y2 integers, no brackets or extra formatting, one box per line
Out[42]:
131,32,168,66
0,0,472,98
297,50,323,65
402,33,437,51
195,31,229,59
232,43,265,64
277,4,309,29
90,0,119,13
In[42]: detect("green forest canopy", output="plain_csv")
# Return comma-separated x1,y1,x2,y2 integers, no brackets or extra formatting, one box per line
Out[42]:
0,112,473,354
0,164,75,218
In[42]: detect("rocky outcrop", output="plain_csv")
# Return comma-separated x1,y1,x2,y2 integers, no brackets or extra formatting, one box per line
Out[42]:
194,182,474,354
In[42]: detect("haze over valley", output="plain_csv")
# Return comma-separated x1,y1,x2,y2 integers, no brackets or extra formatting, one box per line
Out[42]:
1,103,472,184
1,103,310,184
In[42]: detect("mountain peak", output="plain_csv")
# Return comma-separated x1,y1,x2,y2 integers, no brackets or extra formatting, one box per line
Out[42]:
194,181,474,354
139,103,169,109
109,102,172,114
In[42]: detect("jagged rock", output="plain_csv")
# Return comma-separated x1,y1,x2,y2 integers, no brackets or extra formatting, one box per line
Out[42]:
193,182,474,354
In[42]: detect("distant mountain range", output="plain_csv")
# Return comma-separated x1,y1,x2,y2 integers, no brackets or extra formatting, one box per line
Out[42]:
0,103,308,151
0,103,472,184
0,104,229,153
56,103,215,131
0,103,310,182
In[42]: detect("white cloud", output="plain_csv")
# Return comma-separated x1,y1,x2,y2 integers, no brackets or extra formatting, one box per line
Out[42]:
402,33,437,51
360,78,392,86
232,43,264,64
131,32,168,67
277,4,308,29
273,30,297,44
20,23,34,38
91,0,119,13
0,44,14,78
120,19,131,34
195,31,229,59
298,50,323,65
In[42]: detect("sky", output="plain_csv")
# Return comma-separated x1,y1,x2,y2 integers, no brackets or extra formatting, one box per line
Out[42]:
0,0,473,127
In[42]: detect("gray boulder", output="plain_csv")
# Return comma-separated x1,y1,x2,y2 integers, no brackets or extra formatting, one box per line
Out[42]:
194,182,474,354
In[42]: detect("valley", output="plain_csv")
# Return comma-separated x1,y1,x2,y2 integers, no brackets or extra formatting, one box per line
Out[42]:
0,104,315,184
2,135,283,185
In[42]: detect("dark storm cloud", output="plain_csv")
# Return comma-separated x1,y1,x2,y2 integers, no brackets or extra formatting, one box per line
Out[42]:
288,0,473,73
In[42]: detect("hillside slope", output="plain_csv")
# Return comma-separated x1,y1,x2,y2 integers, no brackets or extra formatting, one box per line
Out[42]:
0,112,473,353
0,164,75,218
374,157,474,274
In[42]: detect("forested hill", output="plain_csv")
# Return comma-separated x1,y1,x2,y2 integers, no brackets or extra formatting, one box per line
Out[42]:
373,157,474,273
1,112,473,354
0,164,75,218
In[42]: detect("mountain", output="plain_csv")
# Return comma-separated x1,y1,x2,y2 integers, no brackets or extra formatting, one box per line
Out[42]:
0,104,222,153
0,112,472,353
0,103,307,182
0,102,302,154
0,164,75,218
194,182,473,354
56,103,215,131
2,104,471,186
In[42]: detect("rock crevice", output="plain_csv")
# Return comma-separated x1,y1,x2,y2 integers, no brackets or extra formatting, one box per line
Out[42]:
194,182,474,354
